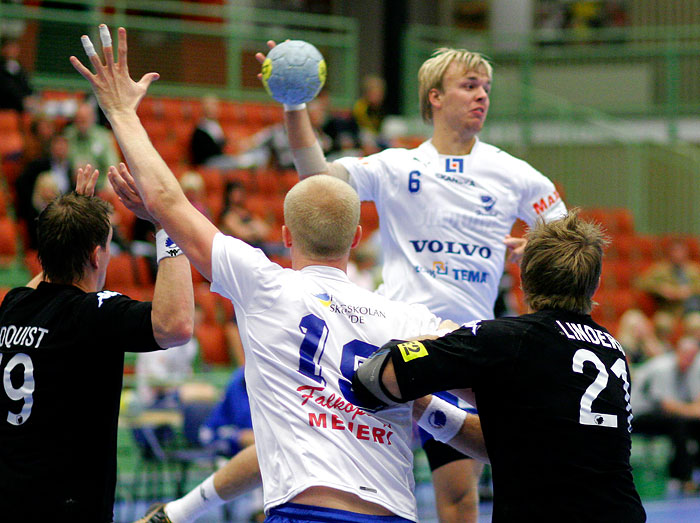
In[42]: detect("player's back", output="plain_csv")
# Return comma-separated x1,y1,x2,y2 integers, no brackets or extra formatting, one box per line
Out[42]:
474,310,645,522
0,282,151,521
210,236,441,520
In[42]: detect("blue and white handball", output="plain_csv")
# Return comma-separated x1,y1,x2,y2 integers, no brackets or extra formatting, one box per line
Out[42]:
261,40,327,105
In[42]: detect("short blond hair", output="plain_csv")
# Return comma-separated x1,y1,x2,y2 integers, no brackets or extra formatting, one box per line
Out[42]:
521,209,609,314
284,175,360,260
418,48,493,123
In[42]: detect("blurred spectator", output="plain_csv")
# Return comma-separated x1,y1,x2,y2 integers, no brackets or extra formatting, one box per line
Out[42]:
352,74,387,151
135,339,198,409
63,102,120,187
180,170,212,220
0,37,34,112
190,94,233,168
237,96,354,169
15,134,73,248
636,240,700,316
617,308,667,364
134,306,211,409
347,242,380,291
631,336,700,493
31,171,61,215
198,365,254,457
683,312,700,342
218,181,271,250
653,309,679,345
23,114,56,165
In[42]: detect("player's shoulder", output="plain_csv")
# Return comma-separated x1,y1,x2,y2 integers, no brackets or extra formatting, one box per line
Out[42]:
468,315,534,338
1,286,33,308
475,139,543,177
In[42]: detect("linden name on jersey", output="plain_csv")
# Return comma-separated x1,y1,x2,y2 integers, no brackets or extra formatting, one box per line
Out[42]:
556,320,625,356
0,324,49,349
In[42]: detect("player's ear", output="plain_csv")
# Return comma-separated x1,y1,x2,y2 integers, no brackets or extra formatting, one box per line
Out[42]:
89,245,100,269
282,225,292,248
428,88,442,111
350,225,362,249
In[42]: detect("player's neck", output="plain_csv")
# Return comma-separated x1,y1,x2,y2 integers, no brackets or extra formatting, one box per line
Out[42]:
292,254,349,273
431,127,477,156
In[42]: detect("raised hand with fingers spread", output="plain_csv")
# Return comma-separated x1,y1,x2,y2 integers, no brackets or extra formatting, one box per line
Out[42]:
75,163,99,196
70,25,159,120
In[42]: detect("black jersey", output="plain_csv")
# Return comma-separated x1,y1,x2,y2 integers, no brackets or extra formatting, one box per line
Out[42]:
390,309,646,522
0,282,161,522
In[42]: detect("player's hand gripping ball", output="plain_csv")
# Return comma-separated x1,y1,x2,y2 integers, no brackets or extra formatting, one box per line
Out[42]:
261,40,327,105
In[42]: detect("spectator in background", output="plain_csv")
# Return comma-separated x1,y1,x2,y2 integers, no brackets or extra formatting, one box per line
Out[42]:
352,74,387,152
636,239,700,316
15,134,73,249
237,96,354,169
617,308,667,364
63,102,120,187
190,94,232,168
683,311,700,341
347,241,380,291
24,114,57,165
31,171,61,215
135,336,199,409
179,170,212,220
217,181,271,250
631,335,700,493
0,37,34,112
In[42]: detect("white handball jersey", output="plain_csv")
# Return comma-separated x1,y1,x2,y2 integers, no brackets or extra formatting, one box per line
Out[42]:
337,138,567,324
210,234,443,521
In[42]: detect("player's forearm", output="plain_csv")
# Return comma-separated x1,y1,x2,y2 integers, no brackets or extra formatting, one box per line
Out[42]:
151,250,194,348
108,112,189,229
412,396,489,464
213,444,262,500
284,107,319,149
284,108,334,179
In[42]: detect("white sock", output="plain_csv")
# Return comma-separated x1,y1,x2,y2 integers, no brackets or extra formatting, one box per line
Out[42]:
165,474,226,522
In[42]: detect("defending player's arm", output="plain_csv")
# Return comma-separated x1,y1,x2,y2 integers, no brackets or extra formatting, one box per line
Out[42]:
109,162,194,348
411,395,489,463
70,26,219,283
255,42,350,182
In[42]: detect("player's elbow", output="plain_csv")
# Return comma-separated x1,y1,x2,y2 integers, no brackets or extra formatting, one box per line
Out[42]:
152,314,194,348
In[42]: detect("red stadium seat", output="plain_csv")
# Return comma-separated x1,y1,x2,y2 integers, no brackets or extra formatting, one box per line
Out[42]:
196,322,230,365
195,283,219,324
104,253,139,290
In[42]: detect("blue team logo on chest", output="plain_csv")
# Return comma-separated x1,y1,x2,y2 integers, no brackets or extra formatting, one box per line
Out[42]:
445,158,464,173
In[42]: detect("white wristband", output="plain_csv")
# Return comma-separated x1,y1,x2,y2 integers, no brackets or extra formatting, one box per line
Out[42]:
417,395,467,443
155,229,183,263
284,102,306,111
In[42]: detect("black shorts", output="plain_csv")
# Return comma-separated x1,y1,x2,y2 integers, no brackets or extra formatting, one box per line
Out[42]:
421,432,472,471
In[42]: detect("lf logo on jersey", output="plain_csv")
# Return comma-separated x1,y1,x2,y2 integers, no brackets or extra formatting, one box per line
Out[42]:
398,341,428,362
445,158,464,173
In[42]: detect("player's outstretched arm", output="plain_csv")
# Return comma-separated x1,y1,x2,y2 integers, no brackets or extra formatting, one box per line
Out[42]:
255,42,349,182
109,162,194,348
70,25,219,282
